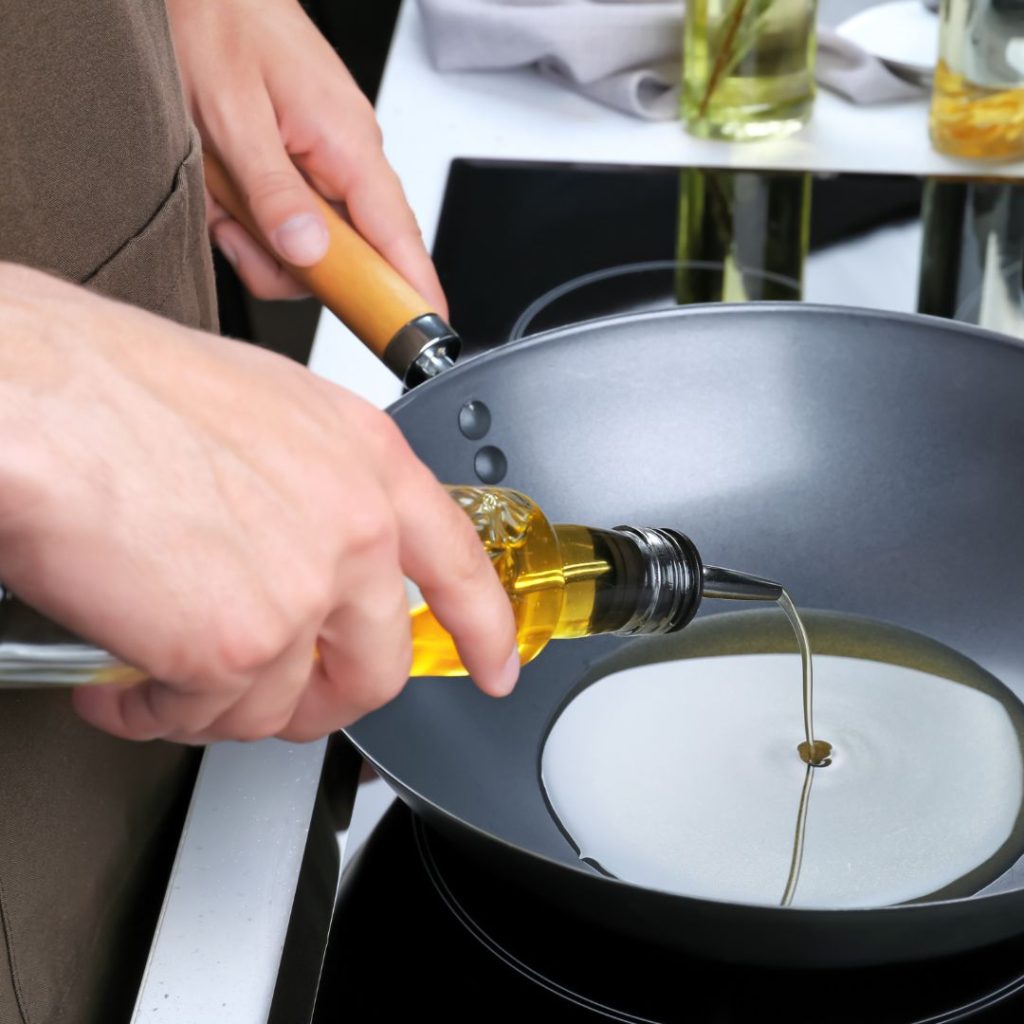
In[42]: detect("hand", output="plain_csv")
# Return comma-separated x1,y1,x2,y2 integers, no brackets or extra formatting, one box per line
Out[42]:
166,0,446,312
0,266,517,744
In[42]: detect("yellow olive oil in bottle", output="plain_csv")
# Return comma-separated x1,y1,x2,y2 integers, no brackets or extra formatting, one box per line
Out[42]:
929,0,1024,160
411,486,717,677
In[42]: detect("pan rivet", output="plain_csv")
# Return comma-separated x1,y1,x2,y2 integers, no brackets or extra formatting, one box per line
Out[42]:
474,446,507,484
458,400,491,440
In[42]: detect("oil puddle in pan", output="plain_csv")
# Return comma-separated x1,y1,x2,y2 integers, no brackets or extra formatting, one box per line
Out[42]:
540,610,1024,910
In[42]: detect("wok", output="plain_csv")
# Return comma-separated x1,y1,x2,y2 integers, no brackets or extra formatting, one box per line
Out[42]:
346,302,1024,969
6,164,1024,970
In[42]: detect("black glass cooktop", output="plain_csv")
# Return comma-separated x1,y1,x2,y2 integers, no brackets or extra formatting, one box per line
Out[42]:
313,800,1024,1023
430,158,1023,358
310,158,1024,1022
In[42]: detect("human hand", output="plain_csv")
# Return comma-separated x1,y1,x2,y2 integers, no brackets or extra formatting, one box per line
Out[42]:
166,0,446,312
0,265,517,744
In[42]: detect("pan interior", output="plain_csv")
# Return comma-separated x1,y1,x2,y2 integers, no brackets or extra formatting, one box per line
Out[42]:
541,610,1024,911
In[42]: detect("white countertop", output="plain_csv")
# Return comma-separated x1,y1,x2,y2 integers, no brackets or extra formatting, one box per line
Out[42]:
309,0,1024,402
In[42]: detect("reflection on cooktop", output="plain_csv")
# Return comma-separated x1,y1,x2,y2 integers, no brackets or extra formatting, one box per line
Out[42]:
431,159,1023,358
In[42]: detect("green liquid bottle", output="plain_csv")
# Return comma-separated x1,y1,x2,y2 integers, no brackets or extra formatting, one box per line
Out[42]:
682,0,818,141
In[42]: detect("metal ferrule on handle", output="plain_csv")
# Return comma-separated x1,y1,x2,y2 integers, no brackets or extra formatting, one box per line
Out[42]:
202,152,460,388
387,313,459,387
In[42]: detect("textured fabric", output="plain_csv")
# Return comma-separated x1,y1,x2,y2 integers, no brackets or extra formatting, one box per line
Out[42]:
0,1,214,1022
0,0,217,326
816,27,924,104
0,696,197,1024
417,0,926,120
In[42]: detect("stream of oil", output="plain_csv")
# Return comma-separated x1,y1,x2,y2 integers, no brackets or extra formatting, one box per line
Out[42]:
541,610,1024,910
776,590,832,906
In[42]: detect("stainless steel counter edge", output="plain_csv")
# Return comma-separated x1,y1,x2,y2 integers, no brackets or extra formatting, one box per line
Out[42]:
131,737,328,1023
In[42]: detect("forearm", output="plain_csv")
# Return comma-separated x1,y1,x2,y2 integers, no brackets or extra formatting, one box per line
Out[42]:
0,264,78,547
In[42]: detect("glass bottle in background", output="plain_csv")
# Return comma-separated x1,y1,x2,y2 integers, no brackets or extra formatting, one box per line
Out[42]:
917,177,1024,338
675,168,811,303
682,0,818,141
929,0,1024,161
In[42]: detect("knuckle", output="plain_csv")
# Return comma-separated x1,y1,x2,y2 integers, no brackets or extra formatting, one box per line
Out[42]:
244,168,306,217
288,565,335,628
208,609,289,680
145,639,222,695
372,415,411,461
352,663,408,716
447,518,491,587
347,401,402,446
136,684,204,739
342,502,398,563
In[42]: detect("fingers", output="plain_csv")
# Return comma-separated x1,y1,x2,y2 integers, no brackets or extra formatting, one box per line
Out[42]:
280,558,414,743
176,627,320,744
290,94,448,317
71,676,238,744
210,217,309,301
329,156,449,317
199,46,447,313
208,89,329,269
388,464,519,698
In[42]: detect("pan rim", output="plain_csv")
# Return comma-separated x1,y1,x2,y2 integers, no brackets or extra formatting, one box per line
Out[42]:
386,301,1024,422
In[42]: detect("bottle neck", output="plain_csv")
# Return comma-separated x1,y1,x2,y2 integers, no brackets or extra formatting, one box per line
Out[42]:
550,524,705,639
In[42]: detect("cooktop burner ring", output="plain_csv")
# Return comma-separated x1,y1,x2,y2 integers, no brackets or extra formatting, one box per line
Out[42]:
414,814,1024,1023
508,258,803,343
414,816,660,1023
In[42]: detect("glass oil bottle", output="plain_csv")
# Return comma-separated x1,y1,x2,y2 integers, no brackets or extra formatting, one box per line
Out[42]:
0,486,785,687
409,485,781,677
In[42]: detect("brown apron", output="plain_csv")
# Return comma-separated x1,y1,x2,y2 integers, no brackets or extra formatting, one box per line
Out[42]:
1,2,217,1021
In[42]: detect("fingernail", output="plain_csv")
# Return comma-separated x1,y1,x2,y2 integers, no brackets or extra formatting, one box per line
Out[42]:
273,214,329,265
495,648,521,697
217,237,238,269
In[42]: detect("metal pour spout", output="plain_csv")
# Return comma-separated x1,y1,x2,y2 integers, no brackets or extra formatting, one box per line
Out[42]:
702,565,784,603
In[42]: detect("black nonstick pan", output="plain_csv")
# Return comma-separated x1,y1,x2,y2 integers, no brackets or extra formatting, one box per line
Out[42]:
344,303,1024,969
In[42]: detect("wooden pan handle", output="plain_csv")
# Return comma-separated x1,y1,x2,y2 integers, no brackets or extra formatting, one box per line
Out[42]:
203,152,458,384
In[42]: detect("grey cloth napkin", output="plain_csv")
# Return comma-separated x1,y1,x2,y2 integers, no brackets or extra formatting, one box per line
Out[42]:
418,0,926,121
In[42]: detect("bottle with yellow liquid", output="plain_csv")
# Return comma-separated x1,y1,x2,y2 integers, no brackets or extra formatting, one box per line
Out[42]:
410,486,783,676
0,485,784,687
929,0,1024,160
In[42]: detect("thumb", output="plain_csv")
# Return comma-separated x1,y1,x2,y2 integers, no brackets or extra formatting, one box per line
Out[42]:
214,103,329,267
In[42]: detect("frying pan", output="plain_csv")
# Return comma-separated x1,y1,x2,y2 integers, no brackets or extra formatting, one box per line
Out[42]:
6,160,1024,969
